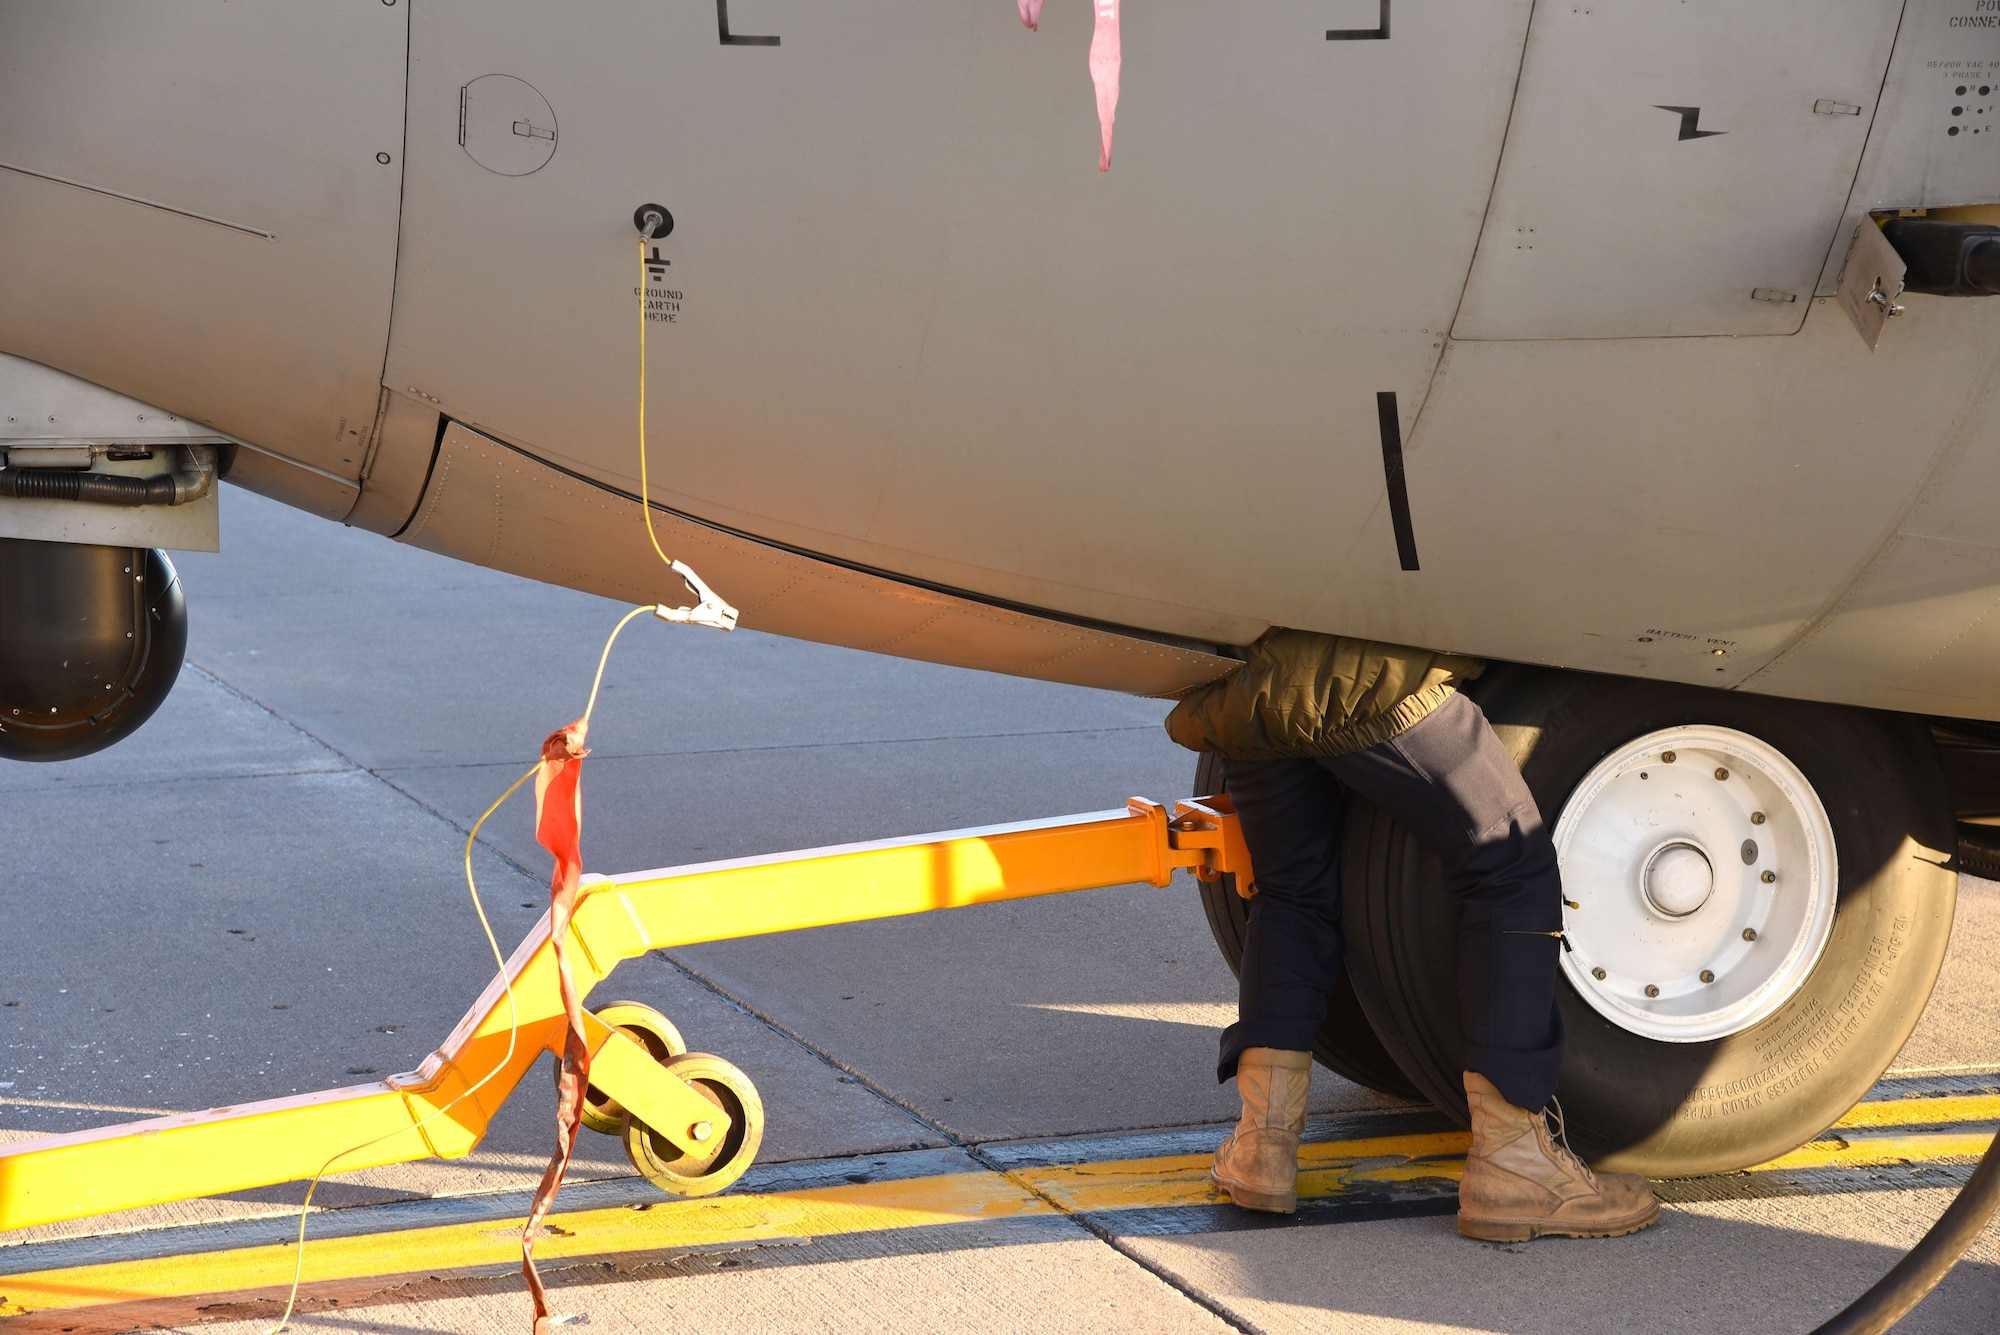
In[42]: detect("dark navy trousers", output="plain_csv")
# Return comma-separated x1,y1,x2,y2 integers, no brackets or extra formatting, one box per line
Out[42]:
1215,692,1567,1112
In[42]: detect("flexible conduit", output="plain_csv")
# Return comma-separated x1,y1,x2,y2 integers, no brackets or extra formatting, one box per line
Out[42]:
0,446,213,507
1809,1128,2000,1333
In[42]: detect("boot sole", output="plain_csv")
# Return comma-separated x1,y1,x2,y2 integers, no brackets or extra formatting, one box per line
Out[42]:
1456,1200,1661,1243
1208,1169,1297,1214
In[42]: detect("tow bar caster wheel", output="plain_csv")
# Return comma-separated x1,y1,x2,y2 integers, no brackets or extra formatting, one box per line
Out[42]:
570,1001,687,1136
623,1052,765,1198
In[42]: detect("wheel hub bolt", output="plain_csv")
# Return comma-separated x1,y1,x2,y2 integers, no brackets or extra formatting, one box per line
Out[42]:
690,1120,713,1142
1761,870,1777,884
1751,812,1767,825
1592,966,1607,980
1662,751,1677,763
1743,927,1759,941
1715,767,1729,781
1645,983,1661,998
1700,969,1716,984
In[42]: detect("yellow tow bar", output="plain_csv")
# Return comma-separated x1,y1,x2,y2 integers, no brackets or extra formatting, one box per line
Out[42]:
0,795,1252,1231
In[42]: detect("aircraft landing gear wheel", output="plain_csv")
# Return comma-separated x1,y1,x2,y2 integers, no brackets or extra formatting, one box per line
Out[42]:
622,1052,765,1198
1193,753,1424,1101
570,1001,687,1136
1339,665,1958,1177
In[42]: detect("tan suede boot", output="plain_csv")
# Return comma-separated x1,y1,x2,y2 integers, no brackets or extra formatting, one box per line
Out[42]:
1457,1071,1660,1241
1210,1047,1312,1213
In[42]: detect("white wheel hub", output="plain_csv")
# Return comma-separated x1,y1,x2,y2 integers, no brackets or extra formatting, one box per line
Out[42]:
1643,843,1714,917
1553,725,1837,1044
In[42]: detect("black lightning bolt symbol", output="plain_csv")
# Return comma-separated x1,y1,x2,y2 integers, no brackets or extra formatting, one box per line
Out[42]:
1656,106,1725,141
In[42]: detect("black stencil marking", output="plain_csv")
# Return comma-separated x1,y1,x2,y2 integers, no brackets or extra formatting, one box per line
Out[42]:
1655,105,1725,140
1327,0,1390,41
718,0,779,46
1376,391,1420,572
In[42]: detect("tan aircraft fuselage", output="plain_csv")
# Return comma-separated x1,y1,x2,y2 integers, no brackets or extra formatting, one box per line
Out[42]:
4,0,1998,715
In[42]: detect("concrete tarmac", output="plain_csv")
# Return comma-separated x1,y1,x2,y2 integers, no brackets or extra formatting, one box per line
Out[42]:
2,487,1998,1333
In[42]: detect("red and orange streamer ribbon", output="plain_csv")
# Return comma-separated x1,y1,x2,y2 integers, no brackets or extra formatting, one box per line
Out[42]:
1019,0,1122,171
521,718,592,1331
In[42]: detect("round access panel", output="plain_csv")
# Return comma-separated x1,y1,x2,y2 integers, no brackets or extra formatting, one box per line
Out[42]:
460,74,557,176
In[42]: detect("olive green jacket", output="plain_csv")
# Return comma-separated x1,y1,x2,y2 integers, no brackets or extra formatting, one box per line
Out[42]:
1165,630,1485,760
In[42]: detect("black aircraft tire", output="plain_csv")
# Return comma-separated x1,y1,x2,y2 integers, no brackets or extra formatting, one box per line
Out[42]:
1193,752,1424,1101
1338,665,1958,1177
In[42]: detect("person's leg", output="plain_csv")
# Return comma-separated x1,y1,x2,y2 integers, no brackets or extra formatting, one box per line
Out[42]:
1320,691,1562,1110
1214,756,1346,1082
1207,755,1343,1213
1325,692,1657,1240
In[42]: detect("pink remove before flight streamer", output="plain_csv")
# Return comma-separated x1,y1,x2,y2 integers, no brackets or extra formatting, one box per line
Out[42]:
1018,0,1121,172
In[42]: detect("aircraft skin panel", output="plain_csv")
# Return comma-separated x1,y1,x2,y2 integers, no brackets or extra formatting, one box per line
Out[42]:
1746,532,2000,715
0,2,408,514
1335,293,2000,717
1456,0,1901,340
399,422,1242,698
4,4,1998,718
1819,0,2000,292
843,0,1528,623
1741,324,2000,712
380,0,1534,640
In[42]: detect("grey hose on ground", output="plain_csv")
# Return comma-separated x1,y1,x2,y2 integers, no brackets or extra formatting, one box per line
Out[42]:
1807,1128,2000,1334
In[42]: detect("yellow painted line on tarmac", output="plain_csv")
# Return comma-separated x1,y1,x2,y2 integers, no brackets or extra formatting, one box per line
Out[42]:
0,1117,1989,1318
1014,1130,1469,1214
0,1129,1465,1315
0,1170,1054,1313
1832,1093,2000,1130
1759,1129,1994,1173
